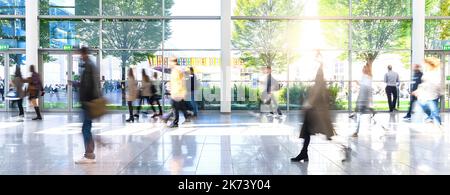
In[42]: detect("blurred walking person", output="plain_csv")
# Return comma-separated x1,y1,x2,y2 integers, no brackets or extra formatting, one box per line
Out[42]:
403,64,423,121
0,77,4,102
71,47,101,164
12,67,25,121
135,70,151,118
260,66,282,117
412,57,443,129
126,68,137,122
188,67,200,117
291,62,336,162
149,72,163,118
168,57,190,128
351,65,376,137
25,65,44,120
384,65,400,112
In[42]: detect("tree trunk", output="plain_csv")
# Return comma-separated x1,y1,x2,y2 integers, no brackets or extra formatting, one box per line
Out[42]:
365,53,377,76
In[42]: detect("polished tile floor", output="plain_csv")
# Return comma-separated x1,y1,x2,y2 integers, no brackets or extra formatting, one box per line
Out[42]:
0,110,449,175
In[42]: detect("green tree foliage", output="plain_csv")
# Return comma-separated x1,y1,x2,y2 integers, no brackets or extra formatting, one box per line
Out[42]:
100,0,173,105
320,0,411,70
425,0,450,49
232,0,304,73
40,0,173,105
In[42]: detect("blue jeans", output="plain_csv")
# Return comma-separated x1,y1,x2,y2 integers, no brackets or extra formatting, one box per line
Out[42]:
419,98,441,125
82,110,95,159
190,93,198,116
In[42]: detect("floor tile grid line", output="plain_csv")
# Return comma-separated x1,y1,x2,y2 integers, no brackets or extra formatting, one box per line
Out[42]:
192,135,207,175
116,129,169,175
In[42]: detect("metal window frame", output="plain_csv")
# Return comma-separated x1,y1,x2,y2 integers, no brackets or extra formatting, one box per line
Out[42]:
7,0,447,112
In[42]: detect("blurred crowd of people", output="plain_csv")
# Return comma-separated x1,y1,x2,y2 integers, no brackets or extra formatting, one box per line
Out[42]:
1,47,446,165
291,52,445,163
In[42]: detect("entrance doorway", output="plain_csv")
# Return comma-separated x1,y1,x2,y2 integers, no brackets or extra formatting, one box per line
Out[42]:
0,51,26,112
39,49,99,111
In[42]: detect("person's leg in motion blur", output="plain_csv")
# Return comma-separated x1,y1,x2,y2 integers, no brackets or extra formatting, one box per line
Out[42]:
419,100,432,123
392,87,398,111
427,98,442,126
17,98,24,117
31,98,42,120
170,100,180,128
150,96,163,118
76,110,95,164
291,110,311,162
269,94,282,116
126,101,134,122
404,95,417,119
134,97,144,118
180,100,190,122
385,86,393,112
190,93,198,116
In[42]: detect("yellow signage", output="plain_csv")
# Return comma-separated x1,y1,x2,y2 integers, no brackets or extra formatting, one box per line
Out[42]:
147,55,244,67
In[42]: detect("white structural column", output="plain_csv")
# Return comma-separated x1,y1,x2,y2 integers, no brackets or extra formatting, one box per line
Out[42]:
26,0,39,68
220,0,231,113
412,0,425,65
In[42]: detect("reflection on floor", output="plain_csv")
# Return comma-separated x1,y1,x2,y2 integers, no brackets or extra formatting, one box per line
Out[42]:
0,111,449,175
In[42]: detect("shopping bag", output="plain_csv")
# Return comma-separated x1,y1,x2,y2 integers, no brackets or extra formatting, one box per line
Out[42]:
85,97,108,119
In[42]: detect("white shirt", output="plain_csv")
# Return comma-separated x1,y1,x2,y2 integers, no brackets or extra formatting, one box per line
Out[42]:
416,70,442,101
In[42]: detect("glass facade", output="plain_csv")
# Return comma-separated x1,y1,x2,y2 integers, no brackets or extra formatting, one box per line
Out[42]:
0,0,449,112
0,0,25,15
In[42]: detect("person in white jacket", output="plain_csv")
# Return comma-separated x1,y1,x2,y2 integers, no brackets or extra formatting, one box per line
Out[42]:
351,64,376,137
126,68,138,122
412,57,443,128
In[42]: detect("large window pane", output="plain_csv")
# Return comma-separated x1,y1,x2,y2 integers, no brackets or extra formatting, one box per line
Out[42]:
101,50,163,110
318,0,349,16
103,20,162,50
232,0,350,16
166,0,220,16
39,0,99,16
426,0,450,16
40,19,99,49
232,20,347,50
351,0,411,16
165,20,220,49
289,50,349,110
43,54,68,109
232,0,305,16
165,51,221,110
231,50,288,111
352,20,411,50
351,51,411,111
425,19,450,50
0,19,25,48
232,20,291,50
0,0,24,15
102,0,162,16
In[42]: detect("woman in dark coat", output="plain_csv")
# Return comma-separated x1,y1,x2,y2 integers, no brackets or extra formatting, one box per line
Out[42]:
24,65,44,120
291,63,336,162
